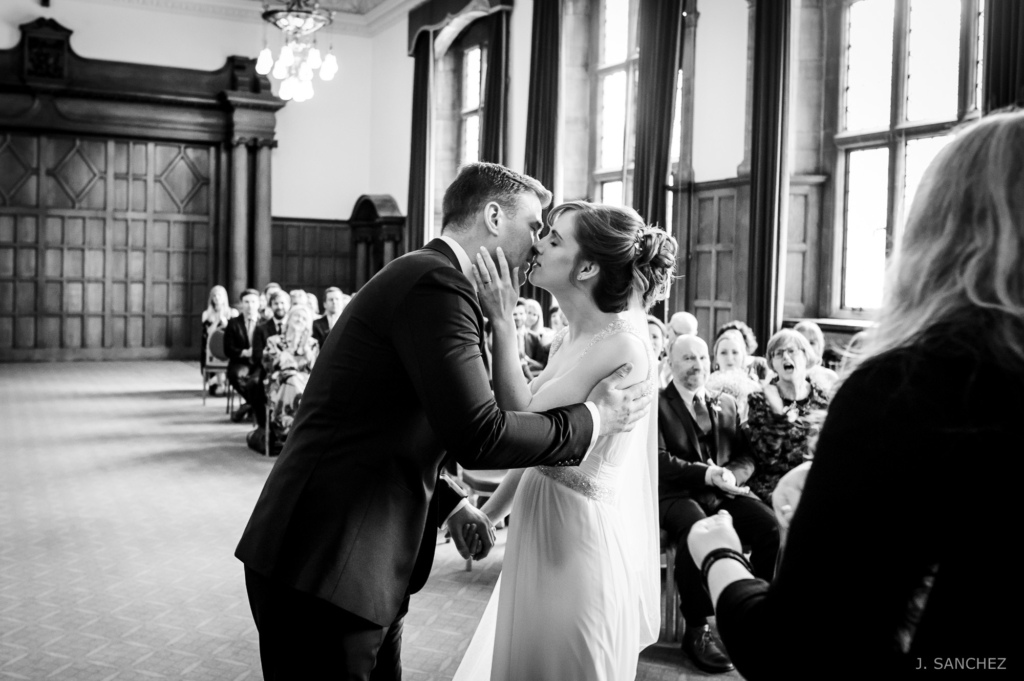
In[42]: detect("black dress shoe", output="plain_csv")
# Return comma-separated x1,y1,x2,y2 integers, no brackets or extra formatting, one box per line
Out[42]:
682,624,735,674
231,404,253,423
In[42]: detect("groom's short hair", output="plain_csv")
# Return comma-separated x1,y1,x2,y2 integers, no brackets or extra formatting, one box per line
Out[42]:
442,163,552,231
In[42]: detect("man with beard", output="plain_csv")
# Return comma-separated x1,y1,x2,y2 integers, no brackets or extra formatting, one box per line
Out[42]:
658,335,780,674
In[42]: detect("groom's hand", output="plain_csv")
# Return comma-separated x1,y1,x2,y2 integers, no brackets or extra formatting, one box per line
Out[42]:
449,504,496,560
587,363,653,436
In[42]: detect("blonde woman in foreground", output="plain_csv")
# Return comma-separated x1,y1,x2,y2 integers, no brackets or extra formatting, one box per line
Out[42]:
688,111,1023,678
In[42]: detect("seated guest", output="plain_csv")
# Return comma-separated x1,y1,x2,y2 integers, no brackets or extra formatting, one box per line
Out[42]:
687,110,1022,678
513,298,545,377
289,289,308,309
646,314,670,389
716,321,769,382
313,286,348,348
523,298,553,343
200,284,238,395
706,332,762,421
249,305,320,456
666,310,698,349
659,335,779,674
794,320,838,393
742,329,830,503
248,290,292,427
306,292,321,317
224,288,263,422
261,282,281,322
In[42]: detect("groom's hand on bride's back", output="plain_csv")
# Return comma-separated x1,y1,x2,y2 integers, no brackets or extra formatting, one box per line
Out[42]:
587,363,653,436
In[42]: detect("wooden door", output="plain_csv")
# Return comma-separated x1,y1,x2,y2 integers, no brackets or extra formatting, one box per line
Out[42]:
688,184,742,347
0,132,215,360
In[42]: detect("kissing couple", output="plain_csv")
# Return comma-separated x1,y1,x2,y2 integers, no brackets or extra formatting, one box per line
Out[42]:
236,162,677,680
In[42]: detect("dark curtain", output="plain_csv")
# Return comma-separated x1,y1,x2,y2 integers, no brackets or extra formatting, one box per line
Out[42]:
632,0,683,230
521,0,562,324
405,31,431,255
983,0,1024,112
480,10,510,163
746,0,791,349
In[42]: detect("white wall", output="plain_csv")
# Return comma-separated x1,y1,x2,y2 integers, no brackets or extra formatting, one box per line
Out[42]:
369,16,414,214
0,0,374,220
692,0,749,182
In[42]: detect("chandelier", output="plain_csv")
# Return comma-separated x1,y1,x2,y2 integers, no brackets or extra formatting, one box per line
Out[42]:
256,1,339,103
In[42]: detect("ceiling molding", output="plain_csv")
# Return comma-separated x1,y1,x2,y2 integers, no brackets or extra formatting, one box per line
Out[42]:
70,0,422,37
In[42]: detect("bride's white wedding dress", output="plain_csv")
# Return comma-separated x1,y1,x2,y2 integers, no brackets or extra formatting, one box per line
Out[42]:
454,319,660,681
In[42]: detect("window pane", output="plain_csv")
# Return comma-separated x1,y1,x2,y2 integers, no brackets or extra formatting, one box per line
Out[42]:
602,0,629,65
601,181,623,206
906,0,961,122
463,47,481,111
976,0,985,111
903,135,953,228
845,0,895,131
844,147,889,309
600,71,627,170
462,115,480,166
670,70,683,163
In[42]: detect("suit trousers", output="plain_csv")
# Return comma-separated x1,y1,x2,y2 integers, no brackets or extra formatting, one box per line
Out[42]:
660,494,780,626
244,567,407,681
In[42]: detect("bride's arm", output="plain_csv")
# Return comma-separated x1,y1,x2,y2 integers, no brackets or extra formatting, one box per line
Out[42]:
479,468,527,525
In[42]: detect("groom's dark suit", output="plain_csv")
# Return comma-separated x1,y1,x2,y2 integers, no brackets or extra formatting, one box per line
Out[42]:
657,381,779,627
236,238,595,679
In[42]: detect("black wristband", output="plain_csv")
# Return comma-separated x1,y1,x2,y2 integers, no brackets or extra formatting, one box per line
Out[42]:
701,547,754,590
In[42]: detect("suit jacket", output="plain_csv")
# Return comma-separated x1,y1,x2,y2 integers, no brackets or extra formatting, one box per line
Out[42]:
312,316,331,348
252,318,281,368
658,381,755,504
235,239,594,627
224,315,258,365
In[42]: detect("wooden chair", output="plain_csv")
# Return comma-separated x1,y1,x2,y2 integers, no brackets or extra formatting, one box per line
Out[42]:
203,328,234,413
660,529,683,643
459,468,507,572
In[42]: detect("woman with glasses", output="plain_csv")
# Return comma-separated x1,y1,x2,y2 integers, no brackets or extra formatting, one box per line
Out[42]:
741,329,829,503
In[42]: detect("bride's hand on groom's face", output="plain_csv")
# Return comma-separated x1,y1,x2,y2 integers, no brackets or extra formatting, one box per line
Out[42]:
587,364,654,436
473,247,521,327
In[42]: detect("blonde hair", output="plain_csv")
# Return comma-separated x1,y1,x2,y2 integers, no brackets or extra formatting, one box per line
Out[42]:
205,285,231,325
844,111,1024,378
283,305,314,350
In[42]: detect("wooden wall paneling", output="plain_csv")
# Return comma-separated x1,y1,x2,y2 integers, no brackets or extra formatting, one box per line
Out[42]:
783,176,824,318
688,181,743,347
270,217,353,296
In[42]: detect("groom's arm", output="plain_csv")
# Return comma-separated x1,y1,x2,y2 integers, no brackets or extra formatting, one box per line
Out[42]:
393,267,595,470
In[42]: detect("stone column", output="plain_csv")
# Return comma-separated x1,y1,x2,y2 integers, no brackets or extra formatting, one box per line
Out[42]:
253,141,274,289
229,140,250,302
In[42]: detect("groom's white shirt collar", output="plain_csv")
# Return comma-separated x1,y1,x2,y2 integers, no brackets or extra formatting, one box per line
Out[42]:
435,236,601,531
439,235,476,285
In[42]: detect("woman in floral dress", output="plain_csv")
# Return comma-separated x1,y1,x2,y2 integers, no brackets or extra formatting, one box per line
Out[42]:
261,305,319,454
742,329,829,503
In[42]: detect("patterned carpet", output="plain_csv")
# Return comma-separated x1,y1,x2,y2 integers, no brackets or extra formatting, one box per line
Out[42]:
0,361,740,681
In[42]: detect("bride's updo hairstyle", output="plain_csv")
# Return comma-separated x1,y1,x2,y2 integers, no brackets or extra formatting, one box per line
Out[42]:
548,201,677,312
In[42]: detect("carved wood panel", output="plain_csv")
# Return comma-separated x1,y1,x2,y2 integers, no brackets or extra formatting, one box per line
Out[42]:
688,185,741,347
783,180,822,318
270,218,352,297
0,132,214,360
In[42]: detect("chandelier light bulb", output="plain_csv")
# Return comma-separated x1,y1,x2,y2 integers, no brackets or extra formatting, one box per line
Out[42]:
255,47,273,75
272,59,289,80
296,80,315,102
279,76,296,101
278,45,295,67
320,53,338,81
307,47,322,70
299,61,314,82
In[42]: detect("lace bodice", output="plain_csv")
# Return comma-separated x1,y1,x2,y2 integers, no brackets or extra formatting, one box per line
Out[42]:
536,319,656,502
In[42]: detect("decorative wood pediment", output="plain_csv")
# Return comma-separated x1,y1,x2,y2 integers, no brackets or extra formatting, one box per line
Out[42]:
0,19,284,145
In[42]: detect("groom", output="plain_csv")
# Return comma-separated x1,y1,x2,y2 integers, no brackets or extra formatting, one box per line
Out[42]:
235,163,652,680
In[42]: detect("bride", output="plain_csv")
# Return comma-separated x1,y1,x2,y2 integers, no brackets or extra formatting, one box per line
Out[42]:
454,201,677,680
